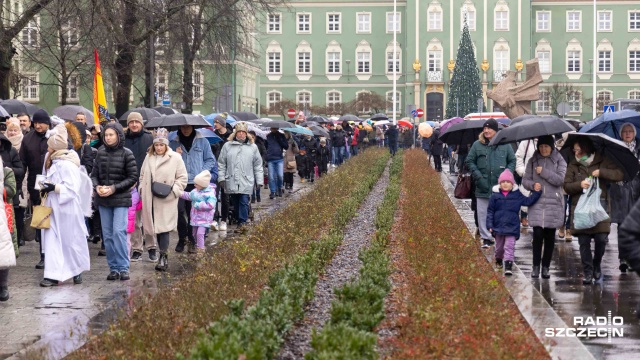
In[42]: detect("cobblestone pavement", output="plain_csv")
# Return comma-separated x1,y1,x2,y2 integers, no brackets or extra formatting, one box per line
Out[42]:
438,162,640,360
0,179,313,360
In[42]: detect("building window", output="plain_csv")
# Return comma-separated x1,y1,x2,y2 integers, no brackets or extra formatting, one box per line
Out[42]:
428,50,442,71
297,13,311,33
355,91,372,114
537,11,550,32
65,75,78,101
537,90,550,113
192,70,203,101
267,51,281,74
599,50,611,72
387,12,401,33
494,49,508,71
598,11,611,31
22,74,39,101
357,51,371,73
327,52,340,73
386,91,400,113
267,91,281,111
568,91,581,112
495,11,508,31
597,90,613,105
357,13,371,33
156,71,167,99
537,50,550,73
22,18,38,47
327,91,341,111
428,9,442,31
567,50,581,72
297,52,311,73
387,51,400,73
629,90,640,99
155,32,167,47
630,12,640,31
567,11,581,32
462,9,476,30
62,20,79,47
297,91,311,108
327,13,340,33
630,50,640,72
268,14,281,33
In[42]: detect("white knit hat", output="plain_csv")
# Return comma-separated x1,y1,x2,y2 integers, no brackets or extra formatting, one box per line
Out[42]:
194,170,211,188
154,128,169,145
47,124,68,151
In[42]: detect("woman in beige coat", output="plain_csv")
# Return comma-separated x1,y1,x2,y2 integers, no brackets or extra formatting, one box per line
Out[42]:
139,128,188,271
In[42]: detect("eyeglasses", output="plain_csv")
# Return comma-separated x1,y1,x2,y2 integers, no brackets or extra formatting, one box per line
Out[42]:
572,148,581,153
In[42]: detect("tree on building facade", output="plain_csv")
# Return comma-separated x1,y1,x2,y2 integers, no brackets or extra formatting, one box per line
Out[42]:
445,14,483,119
348,91,388,115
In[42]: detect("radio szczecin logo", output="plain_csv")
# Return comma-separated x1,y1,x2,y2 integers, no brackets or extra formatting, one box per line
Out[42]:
545,311,623,343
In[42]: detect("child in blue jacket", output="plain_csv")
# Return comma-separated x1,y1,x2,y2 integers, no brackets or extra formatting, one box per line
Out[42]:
487,169,541,276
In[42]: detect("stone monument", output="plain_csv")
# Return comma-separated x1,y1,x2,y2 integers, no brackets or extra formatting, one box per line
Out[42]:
487,58,543,119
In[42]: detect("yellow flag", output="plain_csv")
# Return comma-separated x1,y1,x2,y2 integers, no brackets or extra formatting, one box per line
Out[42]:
93,49,110,124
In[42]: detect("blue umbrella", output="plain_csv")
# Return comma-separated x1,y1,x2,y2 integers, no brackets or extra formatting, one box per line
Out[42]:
168,128,222,145
283,125,314,136
579,109,640,141
204,113,237,126
424,121,436,127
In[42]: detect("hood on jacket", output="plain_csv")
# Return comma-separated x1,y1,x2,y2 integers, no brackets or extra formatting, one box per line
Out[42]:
620,122,637,140
492,184,520,193
0,133,12,153
228,131,255,144
103,122,126,149
478,132,489,145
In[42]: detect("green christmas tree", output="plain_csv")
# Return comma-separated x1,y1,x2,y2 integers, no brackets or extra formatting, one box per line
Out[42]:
445,15,483,119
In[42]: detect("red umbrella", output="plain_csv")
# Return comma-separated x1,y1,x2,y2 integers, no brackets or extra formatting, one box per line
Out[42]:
398,119,413,128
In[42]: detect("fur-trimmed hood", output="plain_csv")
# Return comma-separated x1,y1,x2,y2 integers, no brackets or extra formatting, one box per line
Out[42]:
228,131,255,144
492,184,520,193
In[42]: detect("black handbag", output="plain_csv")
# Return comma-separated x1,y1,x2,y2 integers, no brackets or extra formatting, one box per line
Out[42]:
151,174,173,198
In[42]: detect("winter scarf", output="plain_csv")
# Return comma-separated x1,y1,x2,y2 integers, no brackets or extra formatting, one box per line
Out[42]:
7,133,23,151
46,149,81,170
178,129,197,152
577,153,595,167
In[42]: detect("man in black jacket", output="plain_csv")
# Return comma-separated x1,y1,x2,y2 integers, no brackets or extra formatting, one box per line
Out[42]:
19,109,50,269
265,128,289,198
386,125,399,156
123,112,156,262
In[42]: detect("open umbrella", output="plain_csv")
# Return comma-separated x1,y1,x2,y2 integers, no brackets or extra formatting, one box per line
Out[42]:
561,132,640,182
579,109,640,142
119,108,162,124
510,114,538,125
0,99,39,116
258,120,294,129
229,111,259,121
145,113,210,129
299,121,319,127
306,115,328,124
440,117,464,133
204,113,237,126
309,125,329,137
0,106,8,117
440,120,504,146
168,128,222,145
374,120,390,127
153,106,178,115
283,125,314,137
397,119,413,128
489,116,575,146
497,118,512,126
370,113,389,121
53,105,94,124
338,114,360,122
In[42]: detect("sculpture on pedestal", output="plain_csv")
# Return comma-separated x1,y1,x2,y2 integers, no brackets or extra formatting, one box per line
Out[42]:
487,58,543,119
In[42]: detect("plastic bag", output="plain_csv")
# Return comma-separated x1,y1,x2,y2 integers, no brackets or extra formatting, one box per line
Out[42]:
573,178,609,230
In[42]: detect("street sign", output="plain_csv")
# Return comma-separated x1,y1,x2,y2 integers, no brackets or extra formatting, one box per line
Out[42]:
411,109,418,117
557,102,570,117
604,105,615,113
162,93,171,106
416,108,424,118
287,108,296,118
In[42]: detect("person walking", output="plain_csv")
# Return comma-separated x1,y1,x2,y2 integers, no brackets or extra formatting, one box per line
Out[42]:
217,122,263,231
564,136,624,284
0,158,16,301
515,139,537,229
38,124,93,287
91,122,138,281
301,134,318,183
0,127,24,249
317,138,330,177
265,128,288,199
386,124,399,156
522,136,567,279
331,125,347,165
139,128,187,269
212,114,233,231
250,130,266,203
179,170,216,255
5,121,27,248
170,124,215,252
283,132,299,191
430,128,444,172
351,126,360,156
466,118,517,249
487,169,541,276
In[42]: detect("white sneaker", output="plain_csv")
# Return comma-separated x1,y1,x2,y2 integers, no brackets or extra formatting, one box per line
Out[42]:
219,221,227,231
211,221,219,231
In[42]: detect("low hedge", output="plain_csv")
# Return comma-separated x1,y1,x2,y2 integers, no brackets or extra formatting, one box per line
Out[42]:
306,152,403,360
389,149,549,359
69,148,389,359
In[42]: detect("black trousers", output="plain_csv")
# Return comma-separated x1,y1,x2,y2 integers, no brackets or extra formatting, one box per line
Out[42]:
577,233,608,276
14,206,24,242
532,227,556,267
284,173,294,188
215,185,230,222
178,184,196,245
29,190,43,260
433,155,442,171
157,232,170,252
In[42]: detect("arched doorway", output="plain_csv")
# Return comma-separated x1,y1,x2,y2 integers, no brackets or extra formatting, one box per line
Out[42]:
426,92,443,121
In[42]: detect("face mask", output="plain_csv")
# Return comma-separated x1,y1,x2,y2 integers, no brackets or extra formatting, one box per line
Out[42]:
90,139,99,146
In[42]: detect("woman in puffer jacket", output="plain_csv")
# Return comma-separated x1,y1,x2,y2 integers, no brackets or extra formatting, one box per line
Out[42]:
522,136,567,279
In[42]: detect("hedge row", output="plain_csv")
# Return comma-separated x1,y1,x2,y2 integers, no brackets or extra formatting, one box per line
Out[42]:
69,148,389,359
305,151,404,360
181,151,390,359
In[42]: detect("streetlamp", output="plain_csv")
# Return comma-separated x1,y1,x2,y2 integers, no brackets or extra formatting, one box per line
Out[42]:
346,59,351,83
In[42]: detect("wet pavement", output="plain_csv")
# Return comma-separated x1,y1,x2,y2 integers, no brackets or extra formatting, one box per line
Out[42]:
0,179,313,360
438,163,640,360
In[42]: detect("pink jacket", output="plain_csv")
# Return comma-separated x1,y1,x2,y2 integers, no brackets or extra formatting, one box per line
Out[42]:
127,187,142,233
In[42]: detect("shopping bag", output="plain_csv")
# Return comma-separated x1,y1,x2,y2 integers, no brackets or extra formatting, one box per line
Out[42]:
30,193,52,230
454,173,472,199
573,178,609,230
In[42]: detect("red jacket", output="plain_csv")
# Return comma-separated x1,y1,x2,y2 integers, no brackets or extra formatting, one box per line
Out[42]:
352,128,359,146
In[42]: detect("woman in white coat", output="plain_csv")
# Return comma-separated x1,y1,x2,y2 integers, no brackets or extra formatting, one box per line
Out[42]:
0,158,16,301
39,124,93,287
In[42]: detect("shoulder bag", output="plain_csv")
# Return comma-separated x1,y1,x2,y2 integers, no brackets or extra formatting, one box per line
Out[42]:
151,174,173,198
454,164,472,199
31,193,52,230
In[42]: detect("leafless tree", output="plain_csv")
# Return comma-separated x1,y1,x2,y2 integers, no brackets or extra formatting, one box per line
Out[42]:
348,91,388,115
546,82,581,116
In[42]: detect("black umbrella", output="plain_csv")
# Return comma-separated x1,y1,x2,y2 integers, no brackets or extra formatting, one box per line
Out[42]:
229,111,259,121
153,106,178,115
299,121,319,127
259,120,294,129
489,116,575,146
370,113,388,121
0,99,39,116
338,114,360,122
509,114,539,125
119,108,162,124
145,113,210,129
309,125,329,137
307,116,328,124
53,105,94,124
561,132,640,182
439,120,504,146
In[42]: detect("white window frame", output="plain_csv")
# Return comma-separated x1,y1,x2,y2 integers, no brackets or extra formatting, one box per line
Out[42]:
357,51,371,74
629,90,640,99
155,70,168,101
567,50,581,73
599,50,612,73
355,90,372,114
385,41,401,79
566,39,583,79
296,90,312,109
630,50,640,72
266,91,282,113
537,89,550,113
630,11,640,32
386,91,401,114
325,40,342,80
326,90,342,112
386,12,401,33
597,90,613,107
296,40,312,80
536,11,551,32
428,49,442,72
536,42,551,75
192,69,203,104
297,51,311,74
568,90,582,113
61,75,79,102
22,16,39,47
267,51,281,74
356,12,371,34
598,11,612,32
62,19,79,47
266,41,283,81
628,39,640,79
327,52,341,74
427,2,443,31
327,13,341,34
567,11,582,32
495,10,509,31
355,40,373,80
461,2,476,31
297,13,311,34
267,13,282,34
21,73,39,102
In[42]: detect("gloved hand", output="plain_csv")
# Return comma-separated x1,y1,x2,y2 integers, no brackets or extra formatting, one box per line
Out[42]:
40,182,56,195
218,180,225,189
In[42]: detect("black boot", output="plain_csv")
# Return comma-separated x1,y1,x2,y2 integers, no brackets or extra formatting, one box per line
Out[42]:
583,272,593,285
541,266,550,279
0,286,8,301
175,238,186,253
504,261,513,276
593,265,602,282
531,265,540,279
35,259,44,269
155,252,168,272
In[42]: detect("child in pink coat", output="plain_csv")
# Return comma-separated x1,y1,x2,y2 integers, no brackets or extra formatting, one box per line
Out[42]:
180,170,217,252
127,187,141,257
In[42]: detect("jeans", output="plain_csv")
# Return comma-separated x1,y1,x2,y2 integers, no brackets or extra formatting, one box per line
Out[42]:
231,194,250,225
578,233,608,277
268,159,284,194
333,147,345,165
476,197,492,240
351,144,358,156
99,206,130,272
178,184,196,245
532,227,556,267
389,142,398,156
331,147,336,165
